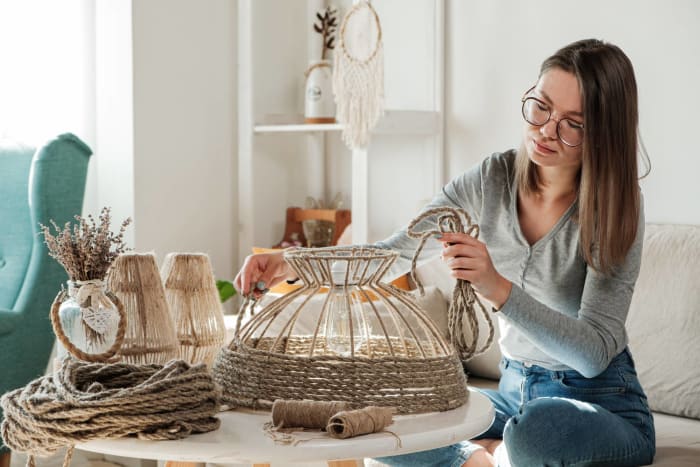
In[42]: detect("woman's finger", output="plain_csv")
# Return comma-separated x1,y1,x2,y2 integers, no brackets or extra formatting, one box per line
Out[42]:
442,244,482,260
438,232,480,245
236,255,261,295
445,256,480,271
451,268,478,282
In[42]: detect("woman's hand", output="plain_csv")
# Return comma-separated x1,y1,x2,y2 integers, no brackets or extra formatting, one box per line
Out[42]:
234,251,292,298
438,232,512,310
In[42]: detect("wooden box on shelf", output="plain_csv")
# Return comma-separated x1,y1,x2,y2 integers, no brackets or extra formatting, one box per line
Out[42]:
274,206,351,248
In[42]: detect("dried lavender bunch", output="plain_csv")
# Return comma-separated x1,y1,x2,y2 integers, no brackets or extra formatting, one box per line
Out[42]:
40,207,131,281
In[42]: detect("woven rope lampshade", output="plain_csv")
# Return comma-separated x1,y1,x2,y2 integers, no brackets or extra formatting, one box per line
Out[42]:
107,252,179,364
161,253,225,366
213,246,468,415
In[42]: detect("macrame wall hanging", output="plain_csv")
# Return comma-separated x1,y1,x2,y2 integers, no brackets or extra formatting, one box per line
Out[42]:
333,0,384,149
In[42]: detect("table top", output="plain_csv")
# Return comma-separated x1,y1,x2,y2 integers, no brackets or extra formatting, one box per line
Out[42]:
77,389,494,464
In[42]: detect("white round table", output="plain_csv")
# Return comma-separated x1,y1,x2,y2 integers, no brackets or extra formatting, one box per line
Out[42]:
77,389,494,466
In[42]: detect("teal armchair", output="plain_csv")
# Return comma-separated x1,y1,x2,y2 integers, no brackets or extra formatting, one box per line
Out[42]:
0,134,91,455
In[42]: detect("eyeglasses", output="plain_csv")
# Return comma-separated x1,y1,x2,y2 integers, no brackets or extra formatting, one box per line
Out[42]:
521,86,584,147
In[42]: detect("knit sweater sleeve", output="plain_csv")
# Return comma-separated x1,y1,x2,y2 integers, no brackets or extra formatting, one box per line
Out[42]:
374,154,491,280
499,203,645,377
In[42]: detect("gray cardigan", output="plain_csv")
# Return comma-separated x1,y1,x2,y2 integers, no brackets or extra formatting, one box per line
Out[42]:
377,150,644,378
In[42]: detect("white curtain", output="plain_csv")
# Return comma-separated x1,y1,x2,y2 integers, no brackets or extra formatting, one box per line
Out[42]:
0,0,94,146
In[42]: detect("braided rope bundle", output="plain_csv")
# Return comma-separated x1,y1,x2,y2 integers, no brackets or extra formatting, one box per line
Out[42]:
406,206,495,361
1,357,220,467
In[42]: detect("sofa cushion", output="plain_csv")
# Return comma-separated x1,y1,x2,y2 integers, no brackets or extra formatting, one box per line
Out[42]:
651,412,700,466
627,224,700,420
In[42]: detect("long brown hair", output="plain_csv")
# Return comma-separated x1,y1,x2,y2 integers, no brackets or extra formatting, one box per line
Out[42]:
515,39,641,275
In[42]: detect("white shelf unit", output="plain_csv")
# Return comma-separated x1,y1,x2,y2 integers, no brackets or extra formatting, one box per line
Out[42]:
237,0,445,265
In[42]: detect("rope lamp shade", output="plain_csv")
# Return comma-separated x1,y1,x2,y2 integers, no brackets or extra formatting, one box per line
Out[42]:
161,253,226,366
213,246,468,415
333,0,384,149
107,252,179,364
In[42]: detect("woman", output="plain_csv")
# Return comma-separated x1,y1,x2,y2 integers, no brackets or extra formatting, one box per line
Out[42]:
234,39,655,467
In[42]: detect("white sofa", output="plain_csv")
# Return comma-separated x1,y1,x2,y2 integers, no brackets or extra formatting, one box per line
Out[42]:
413,223,700,466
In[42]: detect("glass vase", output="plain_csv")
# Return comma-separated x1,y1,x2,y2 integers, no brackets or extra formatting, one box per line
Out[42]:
56,280,121,360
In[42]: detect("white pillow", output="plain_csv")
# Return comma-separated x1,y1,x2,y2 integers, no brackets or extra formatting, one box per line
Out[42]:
627,224,700,420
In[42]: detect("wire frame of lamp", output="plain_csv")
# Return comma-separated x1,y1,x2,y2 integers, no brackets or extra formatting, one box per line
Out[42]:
107,252,179,364
213,246,468,415
161,253,226,366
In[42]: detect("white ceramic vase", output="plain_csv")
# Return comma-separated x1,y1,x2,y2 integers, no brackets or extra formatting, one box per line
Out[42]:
304,60,336,123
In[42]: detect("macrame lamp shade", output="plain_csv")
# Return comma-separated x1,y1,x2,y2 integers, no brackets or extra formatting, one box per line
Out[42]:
161,253,226,366
107,252,179,364
213,246,468,415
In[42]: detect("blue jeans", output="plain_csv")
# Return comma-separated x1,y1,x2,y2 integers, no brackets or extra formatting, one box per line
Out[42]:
375,348,655,466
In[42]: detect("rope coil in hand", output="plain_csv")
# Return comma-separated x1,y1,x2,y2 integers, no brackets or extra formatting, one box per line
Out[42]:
0,357,221,467
406,206,495,361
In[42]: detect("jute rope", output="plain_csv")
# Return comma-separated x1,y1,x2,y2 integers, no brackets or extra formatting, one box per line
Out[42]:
406,206,495,361
271,400,352,429
50,288,127,363
264,400,395,445
0,357,220,467
214,337,467,415
304,61,331,79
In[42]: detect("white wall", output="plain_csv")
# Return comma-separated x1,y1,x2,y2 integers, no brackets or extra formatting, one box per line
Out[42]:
88,0,699,283
131,0,237,280
93,0,237,282
94,1,135,245
445,0,700,225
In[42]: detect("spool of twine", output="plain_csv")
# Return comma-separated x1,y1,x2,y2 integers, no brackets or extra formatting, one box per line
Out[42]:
108,252,179,364
326,406,394,439
271,400,352,429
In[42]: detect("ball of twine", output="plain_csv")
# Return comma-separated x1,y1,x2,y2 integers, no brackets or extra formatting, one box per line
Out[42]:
0,357,220,467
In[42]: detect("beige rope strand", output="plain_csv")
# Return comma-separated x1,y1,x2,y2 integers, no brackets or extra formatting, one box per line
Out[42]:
0,358,220,465
406,206,495,361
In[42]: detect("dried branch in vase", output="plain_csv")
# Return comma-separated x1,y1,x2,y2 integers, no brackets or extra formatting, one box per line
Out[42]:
40,207,132,282
313,6,338,61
